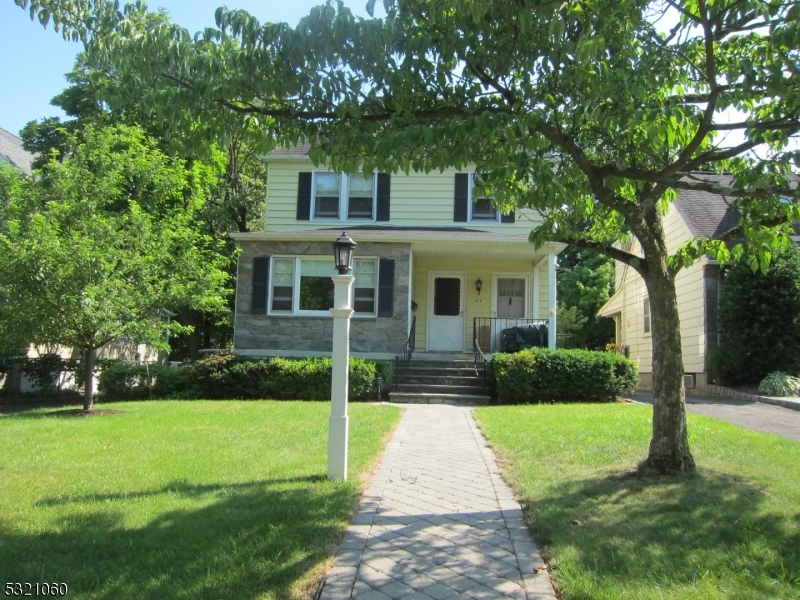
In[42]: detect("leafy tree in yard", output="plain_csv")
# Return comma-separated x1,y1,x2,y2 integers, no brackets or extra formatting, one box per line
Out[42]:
20,44,267,359
0,124,230,410
718,243,800,386
17,0,800,472
557,248,616,349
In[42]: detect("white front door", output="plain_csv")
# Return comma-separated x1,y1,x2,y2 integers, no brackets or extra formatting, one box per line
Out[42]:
491,275,529,349
427,272,465,351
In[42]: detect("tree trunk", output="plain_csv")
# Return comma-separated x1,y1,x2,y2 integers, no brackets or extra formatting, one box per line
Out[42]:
83,348,95,412
644,269,695,473
180,308,200,361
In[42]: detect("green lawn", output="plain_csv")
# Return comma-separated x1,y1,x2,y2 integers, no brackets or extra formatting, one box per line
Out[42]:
474,403,800,600
0,401,400,600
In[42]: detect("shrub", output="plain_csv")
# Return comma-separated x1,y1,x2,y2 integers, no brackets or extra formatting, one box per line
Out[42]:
757,371,800,397
492,347,639,403
97,354,386,401
718,244,800,385
98,363,175,400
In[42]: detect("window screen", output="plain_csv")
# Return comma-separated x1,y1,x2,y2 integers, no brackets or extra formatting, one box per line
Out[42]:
434,278,461,316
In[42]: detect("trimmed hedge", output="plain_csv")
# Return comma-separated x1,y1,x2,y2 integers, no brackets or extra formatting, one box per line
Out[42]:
98,353,391,401
492,347,638,403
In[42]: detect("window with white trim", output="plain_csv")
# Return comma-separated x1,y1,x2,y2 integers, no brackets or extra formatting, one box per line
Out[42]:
312,172,376,221
643,297,651,334
269,257,379,316
468,173,500,222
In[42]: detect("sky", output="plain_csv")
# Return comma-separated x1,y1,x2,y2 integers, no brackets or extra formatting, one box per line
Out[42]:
0,0,381,137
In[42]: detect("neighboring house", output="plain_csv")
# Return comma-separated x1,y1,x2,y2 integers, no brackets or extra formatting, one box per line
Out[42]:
0,127,35,176
598,175,800,394
230,143,564,362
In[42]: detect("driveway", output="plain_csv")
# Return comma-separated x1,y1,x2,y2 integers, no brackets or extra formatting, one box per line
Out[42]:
628,393,800,442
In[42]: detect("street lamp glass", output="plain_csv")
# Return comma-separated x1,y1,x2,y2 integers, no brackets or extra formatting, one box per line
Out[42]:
333,231,357,274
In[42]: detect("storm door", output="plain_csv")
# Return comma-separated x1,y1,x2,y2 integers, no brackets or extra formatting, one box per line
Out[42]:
492,276,528,348
427,273,465,351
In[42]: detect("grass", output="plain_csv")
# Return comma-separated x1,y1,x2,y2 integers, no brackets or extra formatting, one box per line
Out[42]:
474,403,800,600
0,400,401,599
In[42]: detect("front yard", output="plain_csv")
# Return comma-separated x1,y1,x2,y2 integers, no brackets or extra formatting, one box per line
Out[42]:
0,401,401,599
475,403,800,600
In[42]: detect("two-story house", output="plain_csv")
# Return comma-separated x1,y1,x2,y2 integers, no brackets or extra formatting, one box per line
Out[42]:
230,143,564,372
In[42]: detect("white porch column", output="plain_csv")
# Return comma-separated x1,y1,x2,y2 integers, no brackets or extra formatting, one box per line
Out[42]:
548,253,557,349
328,274,354,481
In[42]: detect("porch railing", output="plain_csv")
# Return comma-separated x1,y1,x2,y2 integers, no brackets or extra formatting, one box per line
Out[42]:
473,334,491,391
473,317,549,354
393,316,416,387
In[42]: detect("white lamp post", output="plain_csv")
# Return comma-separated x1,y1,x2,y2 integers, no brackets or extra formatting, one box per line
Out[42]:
328,231,357,481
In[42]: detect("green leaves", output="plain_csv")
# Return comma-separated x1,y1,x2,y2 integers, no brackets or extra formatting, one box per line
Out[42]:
0,124,230,355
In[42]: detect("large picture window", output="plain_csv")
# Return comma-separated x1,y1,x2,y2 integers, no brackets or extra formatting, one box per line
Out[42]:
269,256,379,316
312,172,376,221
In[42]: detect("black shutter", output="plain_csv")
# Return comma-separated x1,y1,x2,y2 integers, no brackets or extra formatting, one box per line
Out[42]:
251,256,270,314
454,173,468,222
378,259,395,317
296,172,312,220
501,211,516,223
376,173,391,221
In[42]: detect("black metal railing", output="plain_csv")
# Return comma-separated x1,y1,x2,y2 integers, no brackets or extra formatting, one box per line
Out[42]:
393,316,416,387
473,334,491,390
473,317,549,354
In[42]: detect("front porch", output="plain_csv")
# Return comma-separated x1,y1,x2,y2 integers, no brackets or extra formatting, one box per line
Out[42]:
231,227,562,364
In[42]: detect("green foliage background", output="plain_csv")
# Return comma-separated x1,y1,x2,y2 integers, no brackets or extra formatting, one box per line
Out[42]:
718,243,800,385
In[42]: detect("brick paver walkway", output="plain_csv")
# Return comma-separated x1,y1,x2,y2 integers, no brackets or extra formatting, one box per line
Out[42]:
320,405,556,599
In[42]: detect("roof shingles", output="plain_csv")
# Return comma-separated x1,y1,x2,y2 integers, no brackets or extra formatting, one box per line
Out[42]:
0,127,35,176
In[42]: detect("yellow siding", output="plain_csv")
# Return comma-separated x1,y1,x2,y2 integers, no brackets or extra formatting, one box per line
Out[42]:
412,257,541,351
264,160,542,232
614,206,708,375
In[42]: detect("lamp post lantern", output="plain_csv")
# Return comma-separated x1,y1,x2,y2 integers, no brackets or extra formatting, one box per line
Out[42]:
328,232,357,480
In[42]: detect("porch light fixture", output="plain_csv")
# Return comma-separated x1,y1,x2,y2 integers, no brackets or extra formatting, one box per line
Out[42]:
476,278,483,295
333,231,357,274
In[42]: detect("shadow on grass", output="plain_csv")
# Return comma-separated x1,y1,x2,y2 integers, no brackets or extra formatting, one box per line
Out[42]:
527,470,800,596
0,478,355,600
34,476,327,506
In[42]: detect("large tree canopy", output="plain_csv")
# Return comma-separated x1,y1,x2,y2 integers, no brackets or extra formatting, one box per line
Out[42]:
0,124,230,409
13,0,800,471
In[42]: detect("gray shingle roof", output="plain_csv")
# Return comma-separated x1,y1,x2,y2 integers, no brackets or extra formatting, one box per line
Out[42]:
266,142,312,157
673,174,740,239
0,127,35,176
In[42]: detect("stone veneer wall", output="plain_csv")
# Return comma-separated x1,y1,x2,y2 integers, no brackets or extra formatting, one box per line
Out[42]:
235,240,411,356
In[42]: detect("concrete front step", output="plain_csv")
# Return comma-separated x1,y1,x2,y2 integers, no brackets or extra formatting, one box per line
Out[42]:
403,366,477,376
388,392,491,406
400,374,483,385
410,360,475,368
395,383,486,395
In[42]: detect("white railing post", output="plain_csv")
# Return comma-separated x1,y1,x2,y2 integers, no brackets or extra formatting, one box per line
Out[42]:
548,253,557,349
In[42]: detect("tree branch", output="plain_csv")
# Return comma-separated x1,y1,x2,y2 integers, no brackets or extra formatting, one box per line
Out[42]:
557,236,649,275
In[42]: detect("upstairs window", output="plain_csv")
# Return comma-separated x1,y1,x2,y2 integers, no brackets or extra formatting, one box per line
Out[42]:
313,173,342,218
454,173,514,223
348,174,375,219
643,297,651,334
470,176,499,222
312,172,376,221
